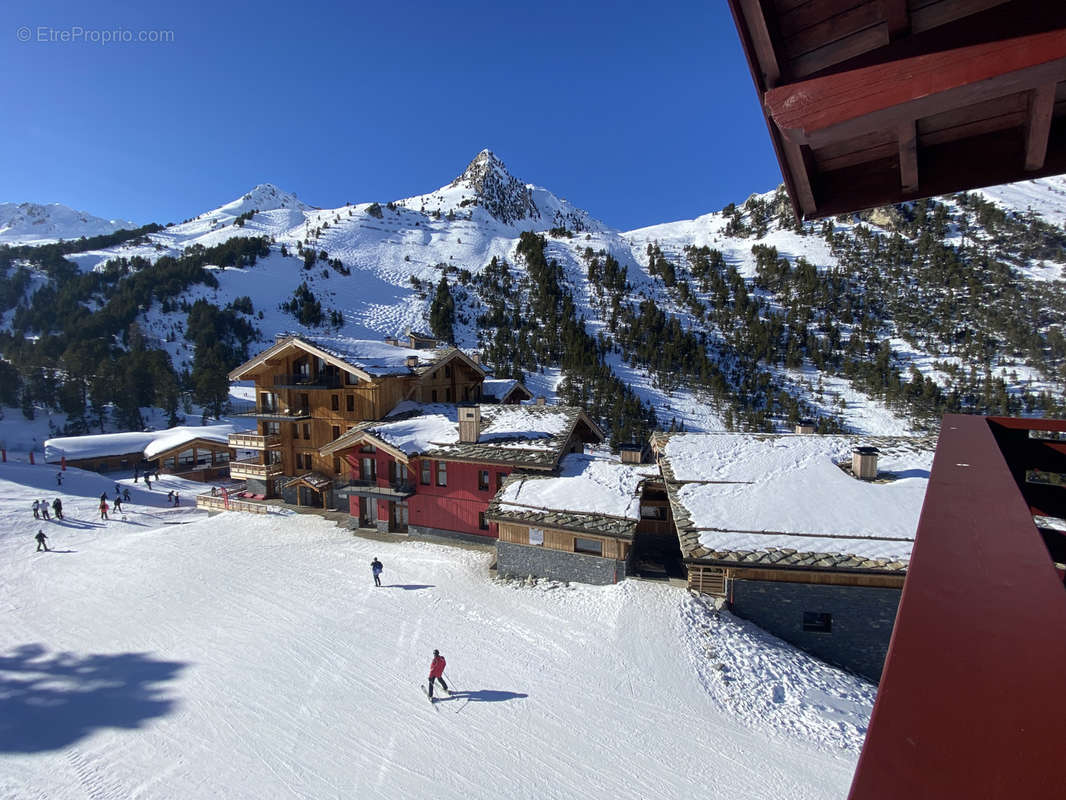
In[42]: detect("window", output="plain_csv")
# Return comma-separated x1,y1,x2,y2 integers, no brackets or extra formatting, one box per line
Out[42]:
299,393,309,411
346,371,360,386
496,471,507,491
478,470,490,491
332,426,340,441
421,460,431,485
179,448,195,466
437,461,447,487
396,462,408,483
478,512,489,531
331,394,339,411
215,450,230,463
290,423,298,438
333,456,342,474
528,528,544,546
431,389,437,402
346,395,354,412
265,421,280,436
445,387,452,402
362,457,376,481
302,423,311,440
574,537,603,556
803,612,832,633
444,365,452,378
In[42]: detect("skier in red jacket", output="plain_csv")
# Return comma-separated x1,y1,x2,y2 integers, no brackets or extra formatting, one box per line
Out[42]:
427,650,449,699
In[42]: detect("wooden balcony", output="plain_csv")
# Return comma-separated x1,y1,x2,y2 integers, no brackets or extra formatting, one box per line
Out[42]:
229,459,285,480
228,431,282,449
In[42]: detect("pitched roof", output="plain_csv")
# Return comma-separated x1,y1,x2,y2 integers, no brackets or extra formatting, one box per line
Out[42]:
321,403,603,470
46,424,239,462
486,454,655,539
655,431,936,572
228,334,484,382
482,378,533,402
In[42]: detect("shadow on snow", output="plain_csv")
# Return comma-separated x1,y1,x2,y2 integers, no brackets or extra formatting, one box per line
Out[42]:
0,643,187,753
441,689,528,703
384,584,434,591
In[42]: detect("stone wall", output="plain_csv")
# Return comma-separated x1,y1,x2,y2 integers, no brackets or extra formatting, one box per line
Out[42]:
407,524,496,547
730,579,901,682
496,540,627,585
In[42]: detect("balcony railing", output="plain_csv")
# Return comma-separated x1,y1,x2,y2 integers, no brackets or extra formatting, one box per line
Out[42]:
229,459,285,479
273,374,342,389
228,431,283,449
232,405,311,419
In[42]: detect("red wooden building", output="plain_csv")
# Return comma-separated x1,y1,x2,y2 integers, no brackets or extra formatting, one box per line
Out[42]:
320,403,603,541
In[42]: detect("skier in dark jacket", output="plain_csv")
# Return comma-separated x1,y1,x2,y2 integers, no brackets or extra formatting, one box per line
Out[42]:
35,530,48,552
52,498,63,519
122,487,131,502
427,650,449,699
371,558,383,587
114,493,123,513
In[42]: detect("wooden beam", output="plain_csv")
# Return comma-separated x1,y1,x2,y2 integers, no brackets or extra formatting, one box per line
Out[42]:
1025,81,1057,170
898,120,918,193
781,139,818,217
881,0,909,40
767,29,1066,148
737,0,782,88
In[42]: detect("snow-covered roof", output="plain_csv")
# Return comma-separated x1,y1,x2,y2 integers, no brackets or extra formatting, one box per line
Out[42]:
656,432,935,569
305,335,448,377
495,454,650,521
142,425,237,459
481,378,530,401
46,423,239,462
323,403,601,469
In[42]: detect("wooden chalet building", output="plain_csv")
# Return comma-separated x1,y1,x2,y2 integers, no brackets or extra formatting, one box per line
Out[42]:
654,431,935,682
46,424,237,480
487,453,657,585
226,334,485,501
319,403,604,541
481,377,534,405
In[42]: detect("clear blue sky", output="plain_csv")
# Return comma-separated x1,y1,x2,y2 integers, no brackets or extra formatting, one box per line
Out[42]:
0,0,784,230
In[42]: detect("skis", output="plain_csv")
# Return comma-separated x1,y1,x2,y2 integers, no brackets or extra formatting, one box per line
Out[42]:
420,684,441,710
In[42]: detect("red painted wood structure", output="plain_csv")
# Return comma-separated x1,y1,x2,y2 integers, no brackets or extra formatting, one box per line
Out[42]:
848,415,1066,799
727,0,1066,218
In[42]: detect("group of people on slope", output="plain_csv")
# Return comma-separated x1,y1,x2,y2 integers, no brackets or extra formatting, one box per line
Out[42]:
32,498,62,521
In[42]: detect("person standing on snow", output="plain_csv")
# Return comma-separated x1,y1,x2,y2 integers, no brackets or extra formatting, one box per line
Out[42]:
56,471,63,486
122,487,131,502
52,498,63,519
427,649,449,699
114,493,123,513
39,499,50,520
32,500,40,520
35,530,49,552
371,558,383,587
99,498,109,521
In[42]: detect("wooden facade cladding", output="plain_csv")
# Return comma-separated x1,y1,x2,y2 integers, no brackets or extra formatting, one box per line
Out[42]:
498,522,632,561
412,358,484,404
687,561,906,597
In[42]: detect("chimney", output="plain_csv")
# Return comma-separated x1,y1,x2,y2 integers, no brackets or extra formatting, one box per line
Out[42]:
458,404,481,443
795,419,815,434
405,355,419,369
852,446,880,480
385,336,398,347
619,444,643,464
471,352,481,365
535,396,546,406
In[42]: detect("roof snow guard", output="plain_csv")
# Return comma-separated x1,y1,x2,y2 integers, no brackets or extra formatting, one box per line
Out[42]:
848,415,1066,800
727,1,1066,219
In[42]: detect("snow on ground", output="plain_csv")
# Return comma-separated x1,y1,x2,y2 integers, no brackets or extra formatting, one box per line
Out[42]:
0,460,869,799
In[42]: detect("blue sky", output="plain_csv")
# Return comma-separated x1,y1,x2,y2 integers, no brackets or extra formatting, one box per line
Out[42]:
1,0,783,230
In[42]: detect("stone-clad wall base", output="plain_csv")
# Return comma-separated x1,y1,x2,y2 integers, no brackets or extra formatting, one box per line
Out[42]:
496,541,627,586
730,580,901,682
407,525,496,547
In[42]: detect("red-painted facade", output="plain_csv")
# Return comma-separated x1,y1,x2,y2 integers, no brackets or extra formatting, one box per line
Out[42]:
341,446,510,538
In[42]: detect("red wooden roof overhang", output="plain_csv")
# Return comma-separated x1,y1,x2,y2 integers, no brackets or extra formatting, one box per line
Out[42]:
848,414,1066,800
727,0,1066,219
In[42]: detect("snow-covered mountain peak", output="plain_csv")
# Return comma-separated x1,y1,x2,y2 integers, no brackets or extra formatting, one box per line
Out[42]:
212,183,310,218
448,149,539,225
0,201,137,244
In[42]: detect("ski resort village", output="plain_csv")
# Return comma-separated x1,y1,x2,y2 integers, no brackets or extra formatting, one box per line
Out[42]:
4,1,1066,797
